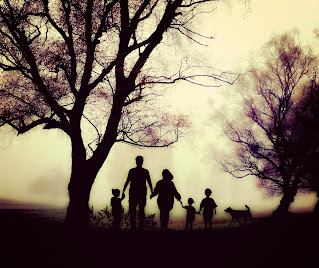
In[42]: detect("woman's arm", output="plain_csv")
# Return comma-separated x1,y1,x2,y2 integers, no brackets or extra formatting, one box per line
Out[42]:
172,182,181,201
150,182,159,199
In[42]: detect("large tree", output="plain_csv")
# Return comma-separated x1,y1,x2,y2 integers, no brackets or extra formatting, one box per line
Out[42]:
216,31,316,216
0,0,226,228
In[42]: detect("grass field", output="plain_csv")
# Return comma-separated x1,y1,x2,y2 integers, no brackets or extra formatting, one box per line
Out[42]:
0,209,318,268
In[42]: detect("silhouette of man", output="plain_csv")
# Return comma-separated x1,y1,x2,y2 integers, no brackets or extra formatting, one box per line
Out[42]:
122,156,153,229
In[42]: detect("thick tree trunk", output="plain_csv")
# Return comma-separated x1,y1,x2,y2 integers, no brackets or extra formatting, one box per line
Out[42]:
64,156,99,229
64,91,125,229
273,186,298,217
273,174,301,217
63,123,102,229
273,194,294,216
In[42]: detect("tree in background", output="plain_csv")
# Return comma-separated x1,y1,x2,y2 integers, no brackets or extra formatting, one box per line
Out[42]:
0,0,232,228
216,31,317,216
293,75,319,217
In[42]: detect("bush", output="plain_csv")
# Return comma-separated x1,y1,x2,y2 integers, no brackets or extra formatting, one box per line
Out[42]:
89,206,157,230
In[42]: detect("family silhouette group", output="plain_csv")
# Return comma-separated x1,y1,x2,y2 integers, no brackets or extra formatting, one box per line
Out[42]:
110,156,217,231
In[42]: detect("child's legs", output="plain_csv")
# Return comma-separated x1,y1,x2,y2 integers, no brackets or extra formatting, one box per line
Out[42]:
208,216,213,228
113,216,120,228
204,217,208,229
204,216,212,229
160,209,169,229
112,210,121,228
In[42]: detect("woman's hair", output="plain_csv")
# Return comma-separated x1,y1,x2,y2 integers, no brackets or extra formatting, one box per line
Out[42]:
162,169,174,180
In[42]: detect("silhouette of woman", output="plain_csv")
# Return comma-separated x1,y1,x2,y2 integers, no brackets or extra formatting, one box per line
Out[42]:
150,169,181,230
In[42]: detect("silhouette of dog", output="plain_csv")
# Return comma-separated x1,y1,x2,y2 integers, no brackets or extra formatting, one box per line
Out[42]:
224,205,252,225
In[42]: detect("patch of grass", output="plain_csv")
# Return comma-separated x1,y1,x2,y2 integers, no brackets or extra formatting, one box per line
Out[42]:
89,206,157,230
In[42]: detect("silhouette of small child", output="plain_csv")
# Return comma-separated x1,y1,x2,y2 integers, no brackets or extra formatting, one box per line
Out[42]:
198,188,217,230
111,189,125,230
182,198,198,231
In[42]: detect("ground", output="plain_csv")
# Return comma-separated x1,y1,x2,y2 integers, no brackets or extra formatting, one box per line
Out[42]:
0,210,318,268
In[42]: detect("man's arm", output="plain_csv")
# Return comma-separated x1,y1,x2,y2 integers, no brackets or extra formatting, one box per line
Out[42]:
198,200,204,214
121,170,131,199
150,182,159,199
146,170,153,194
213,199,217,214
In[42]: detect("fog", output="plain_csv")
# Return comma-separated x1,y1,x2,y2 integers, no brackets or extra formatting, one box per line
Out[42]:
0,0,318,219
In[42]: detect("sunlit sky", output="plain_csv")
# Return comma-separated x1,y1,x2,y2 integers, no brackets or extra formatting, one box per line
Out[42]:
0,0,318,219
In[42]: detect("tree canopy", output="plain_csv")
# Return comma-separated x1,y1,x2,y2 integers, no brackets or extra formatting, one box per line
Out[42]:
0,0,205,151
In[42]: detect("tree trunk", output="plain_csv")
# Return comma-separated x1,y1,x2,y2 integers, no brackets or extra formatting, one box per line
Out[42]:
64,92,125,229
273,174,301,218
273,194,294,217
313,192,319,223
63,125,102,230
273,186,298,217
64,158,98,230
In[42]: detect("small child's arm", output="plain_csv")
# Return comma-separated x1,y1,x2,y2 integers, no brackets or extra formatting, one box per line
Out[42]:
198,202,203,214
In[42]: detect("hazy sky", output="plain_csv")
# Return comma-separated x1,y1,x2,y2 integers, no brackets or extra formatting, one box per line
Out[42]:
0,0,318,219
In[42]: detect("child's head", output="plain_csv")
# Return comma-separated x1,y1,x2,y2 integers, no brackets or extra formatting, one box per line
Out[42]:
205,188,212,197
162,169,174,181
188,198,194,205
112,188,120,197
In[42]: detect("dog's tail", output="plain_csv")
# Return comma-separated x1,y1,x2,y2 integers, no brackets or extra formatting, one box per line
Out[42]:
245,205,250,211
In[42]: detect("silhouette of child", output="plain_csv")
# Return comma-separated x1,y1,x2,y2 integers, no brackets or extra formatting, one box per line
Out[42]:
182,198,198,231
111,189,124,230
198,188,217,230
